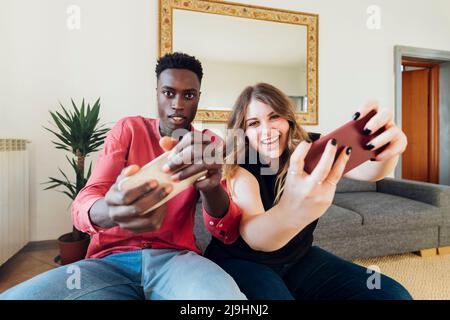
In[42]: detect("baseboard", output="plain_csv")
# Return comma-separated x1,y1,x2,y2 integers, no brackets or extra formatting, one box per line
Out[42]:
415,248,438,257
438,246,450,255
21,240,58,252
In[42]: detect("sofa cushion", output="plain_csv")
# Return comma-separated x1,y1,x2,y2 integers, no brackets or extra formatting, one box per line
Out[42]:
315,226,439,260
314,204,363,241
336,178,376,193
333,192,443,232
439,226,450,247
194,203,364,251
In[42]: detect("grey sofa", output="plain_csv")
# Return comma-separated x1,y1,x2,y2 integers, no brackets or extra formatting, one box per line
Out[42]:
194,178,450,261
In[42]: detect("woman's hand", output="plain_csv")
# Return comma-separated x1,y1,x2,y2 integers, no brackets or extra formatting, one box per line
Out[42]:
278,139,352,227
353,102,408,162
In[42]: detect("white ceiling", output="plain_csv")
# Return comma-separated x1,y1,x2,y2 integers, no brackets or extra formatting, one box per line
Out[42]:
173,9,307,68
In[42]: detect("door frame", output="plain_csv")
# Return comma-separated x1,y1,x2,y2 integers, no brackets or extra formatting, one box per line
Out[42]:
402,60,439,183
394,46,450,179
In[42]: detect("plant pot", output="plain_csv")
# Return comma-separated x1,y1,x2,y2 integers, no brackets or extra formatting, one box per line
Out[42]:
57,232,90,265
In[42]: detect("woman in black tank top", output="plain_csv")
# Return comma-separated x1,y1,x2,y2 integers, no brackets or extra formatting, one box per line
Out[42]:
204,83,411,300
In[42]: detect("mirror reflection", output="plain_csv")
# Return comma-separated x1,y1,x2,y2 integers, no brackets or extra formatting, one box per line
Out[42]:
173,9,308,113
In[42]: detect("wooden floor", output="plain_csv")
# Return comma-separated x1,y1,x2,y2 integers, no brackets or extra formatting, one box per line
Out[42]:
0,245,59,294
1,244,450,299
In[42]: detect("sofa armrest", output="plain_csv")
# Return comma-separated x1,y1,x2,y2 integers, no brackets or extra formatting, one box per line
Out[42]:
376,177,450,208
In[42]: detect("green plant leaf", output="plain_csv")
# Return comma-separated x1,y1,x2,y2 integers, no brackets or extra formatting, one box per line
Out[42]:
72,98,81,116
43,97,108,201
49,112,72,142
86,161,93,180
44,127,71,146
54,110,72,129
80,100,85,132
60,191,76,200
51,141,71,152
59,102,73,121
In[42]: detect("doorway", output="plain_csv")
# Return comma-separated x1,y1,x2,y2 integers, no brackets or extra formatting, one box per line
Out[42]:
394,46,450,185
401,59,440,183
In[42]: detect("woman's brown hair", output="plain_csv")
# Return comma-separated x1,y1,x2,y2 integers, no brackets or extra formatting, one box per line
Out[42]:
223,83,310,204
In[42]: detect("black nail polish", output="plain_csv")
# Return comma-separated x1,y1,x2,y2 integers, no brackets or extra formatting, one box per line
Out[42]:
366,144,375,150
305,139,312,144
370,158,377,162
352,112,361,121
363,129,372,136
346,147,352,155
331,138,337,146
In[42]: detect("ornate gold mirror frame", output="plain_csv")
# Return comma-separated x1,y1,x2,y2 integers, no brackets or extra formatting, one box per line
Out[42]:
159,0,319,124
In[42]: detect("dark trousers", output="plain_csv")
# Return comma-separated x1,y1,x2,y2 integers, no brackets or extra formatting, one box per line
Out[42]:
211,246,413,300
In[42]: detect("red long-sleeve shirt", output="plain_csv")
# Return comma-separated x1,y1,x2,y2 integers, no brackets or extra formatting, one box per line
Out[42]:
71,116,241,259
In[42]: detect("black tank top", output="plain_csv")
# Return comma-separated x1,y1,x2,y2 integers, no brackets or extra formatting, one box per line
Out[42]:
204,155,318,265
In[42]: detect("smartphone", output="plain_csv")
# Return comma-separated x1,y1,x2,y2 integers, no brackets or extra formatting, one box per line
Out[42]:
118,151,207,215
303,110,386,175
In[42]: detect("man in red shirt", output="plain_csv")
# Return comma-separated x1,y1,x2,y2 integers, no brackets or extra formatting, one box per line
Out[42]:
1,53,246,300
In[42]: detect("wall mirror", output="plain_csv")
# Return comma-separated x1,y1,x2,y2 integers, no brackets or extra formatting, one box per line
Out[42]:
159,0,319,124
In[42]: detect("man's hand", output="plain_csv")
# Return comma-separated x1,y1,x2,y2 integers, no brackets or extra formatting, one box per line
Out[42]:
159,133,229,218
161,132,224,193
102,165,173,233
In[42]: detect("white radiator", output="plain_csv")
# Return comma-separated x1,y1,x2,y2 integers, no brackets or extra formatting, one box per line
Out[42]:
0,139,30,265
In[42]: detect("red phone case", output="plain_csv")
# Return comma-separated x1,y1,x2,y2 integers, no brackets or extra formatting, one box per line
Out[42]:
303,110,386,175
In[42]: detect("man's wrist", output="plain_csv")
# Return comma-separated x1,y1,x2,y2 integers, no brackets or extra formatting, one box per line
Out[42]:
89,198,117,229
200,184,230,218
199,184,222,197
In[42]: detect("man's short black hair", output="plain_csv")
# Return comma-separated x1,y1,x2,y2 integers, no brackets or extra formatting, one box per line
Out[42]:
156,52,203,83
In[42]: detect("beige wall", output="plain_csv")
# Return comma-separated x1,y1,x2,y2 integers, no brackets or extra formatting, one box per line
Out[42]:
2,0,450,241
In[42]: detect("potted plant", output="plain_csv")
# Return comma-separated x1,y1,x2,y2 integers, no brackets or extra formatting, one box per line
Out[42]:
43,98,109,265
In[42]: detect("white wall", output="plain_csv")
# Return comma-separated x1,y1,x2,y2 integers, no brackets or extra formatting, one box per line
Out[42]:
2,0,450,241
1,0,158,241
200,60,305,110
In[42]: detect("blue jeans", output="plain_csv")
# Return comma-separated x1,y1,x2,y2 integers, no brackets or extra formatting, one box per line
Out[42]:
210,246,413,300
0,249,246,300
